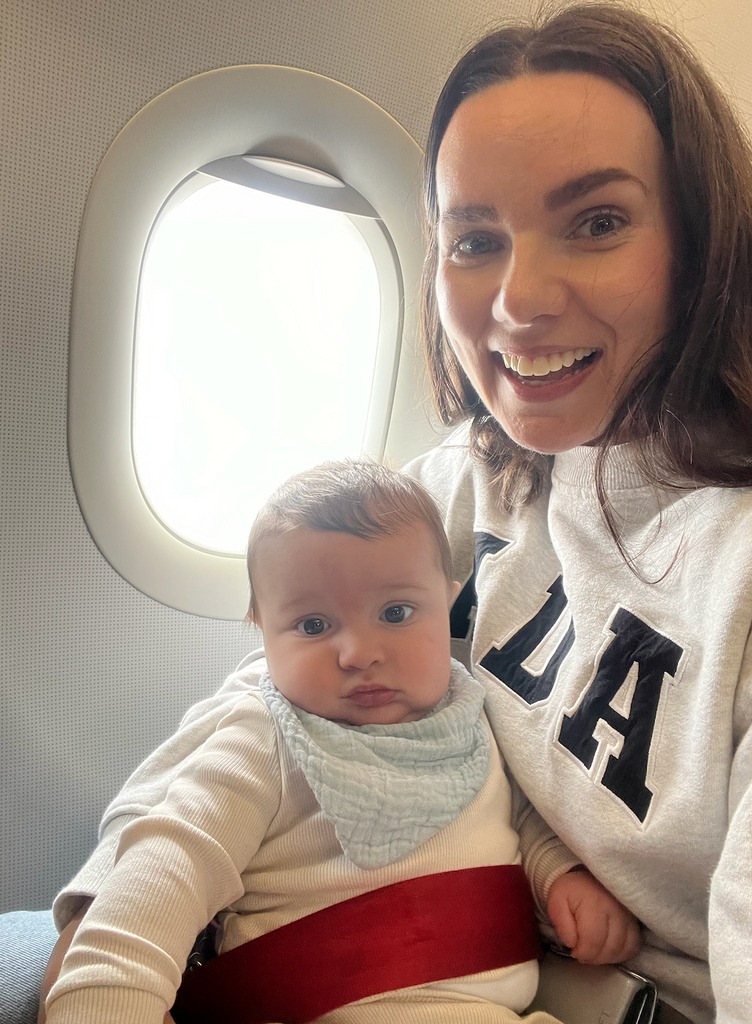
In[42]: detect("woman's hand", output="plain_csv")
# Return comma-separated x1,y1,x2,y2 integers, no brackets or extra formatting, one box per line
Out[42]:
546,868,641,965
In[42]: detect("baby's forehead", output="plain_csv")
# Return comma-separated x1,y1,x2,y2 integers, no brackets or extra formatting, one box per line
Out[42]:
254,519,446,574
249,517,452,622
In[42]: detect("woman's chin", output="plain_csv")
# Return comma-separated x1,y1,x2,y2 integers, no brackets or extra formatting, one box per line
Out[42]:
502,421,603,455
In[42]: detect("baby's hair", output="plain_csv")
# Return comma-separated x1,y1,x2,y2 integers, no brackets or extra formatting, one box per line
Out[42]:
246,460,453,620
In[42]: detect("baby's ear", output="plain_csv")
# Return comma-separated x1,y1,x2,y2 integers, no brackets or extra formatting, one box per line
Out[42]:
450,580,462,603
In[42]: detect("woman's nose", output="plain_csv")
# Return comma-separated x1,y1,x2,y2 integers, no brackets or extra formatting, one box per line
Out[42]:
492,240,567,328
337,627,383,671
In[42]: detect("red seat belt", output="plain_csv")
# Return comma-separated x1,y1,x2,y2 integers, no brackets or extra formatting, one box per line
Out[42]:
172,864,540,1024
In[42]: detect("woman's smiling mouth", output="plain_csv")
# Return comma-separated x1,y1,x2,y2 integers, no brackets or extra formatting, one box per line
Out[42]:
502,347,598,379
493,347,602,397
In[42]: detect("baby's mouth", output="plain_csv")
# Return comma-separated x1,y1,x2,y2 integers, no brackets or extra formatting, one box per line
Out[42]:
501,347,598,383
345,686,397,708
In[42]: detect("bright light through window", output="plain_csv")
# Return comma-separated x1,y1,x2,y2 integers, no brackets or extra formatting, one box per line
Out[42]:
133,179,381,556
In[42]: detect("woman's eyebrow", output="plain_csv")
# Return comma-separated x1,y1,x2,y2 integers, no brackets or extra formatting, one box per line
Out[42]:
545,168,646,211
439,203,499,225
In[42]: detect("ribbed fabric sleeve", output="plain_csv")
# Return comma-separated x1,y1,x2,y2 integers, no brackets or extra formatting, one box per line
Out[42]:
52,651,269,931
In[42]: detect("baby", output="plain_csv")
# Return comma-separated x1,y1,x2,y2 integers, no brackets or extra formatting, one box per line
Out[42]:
43,460,638,1024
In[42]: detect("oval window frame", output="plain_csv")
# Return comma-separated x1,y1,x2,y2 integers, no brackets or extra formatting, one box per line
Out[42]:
68,66,432,619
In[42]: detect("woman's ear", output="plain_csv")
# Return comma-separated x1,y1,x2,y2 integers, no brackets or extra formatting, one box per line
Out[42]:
449,579,462,604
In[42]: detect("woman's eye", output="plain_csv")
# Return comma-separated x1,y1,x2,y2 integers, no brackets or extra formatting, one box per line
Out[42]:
571,209,627,241
450,233,501,259
589,213,617,237
381,604,414,624
296,617,328,636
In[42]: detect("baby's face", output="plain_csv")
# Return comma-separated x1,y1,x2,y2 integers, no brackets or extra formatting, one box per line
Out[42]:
252,523,460,725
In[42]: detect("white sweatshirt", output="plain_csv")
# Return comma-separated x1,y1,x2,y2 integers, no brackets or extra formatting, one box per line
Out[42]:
407,429,752,1024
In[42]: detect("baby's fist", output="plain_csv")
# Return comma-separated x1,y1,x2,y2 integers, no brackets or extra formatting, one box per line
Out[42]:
547,869,640,965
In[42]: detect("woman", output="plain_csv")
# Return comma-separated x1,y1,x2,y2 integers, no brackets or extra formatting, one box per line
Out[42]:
12,5,752,1024
409,4,752,1022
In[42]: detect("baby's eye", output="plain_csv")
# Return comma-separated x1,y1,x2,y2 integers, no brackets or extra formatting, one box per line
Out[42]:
381,604,414,624
570,208,627,241
296,617,329,636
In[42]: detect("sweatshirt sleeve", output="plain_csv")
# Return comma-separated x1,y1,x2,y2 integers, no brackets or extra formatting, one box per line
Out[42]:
480,676,580,916
52,651,268,930
708,643,752,1023
508,772,580,916
45,693,281,1024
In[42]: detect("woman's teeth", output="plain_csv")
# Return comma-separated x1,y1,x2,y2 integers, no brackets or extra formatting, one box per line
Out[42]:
502,348,596,377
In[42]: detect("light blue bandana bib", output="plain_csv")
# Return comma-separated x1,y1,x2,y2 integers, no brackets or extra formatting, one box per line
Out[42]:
260,661,489,868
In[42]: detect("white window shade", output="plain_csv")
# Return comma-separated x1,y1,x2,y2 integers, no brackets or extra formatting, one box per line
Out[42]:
133,178,391,554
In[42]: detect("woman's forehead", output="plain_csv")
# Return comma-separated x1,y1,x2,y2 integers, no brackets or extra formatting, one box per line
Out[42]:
436,72,665,208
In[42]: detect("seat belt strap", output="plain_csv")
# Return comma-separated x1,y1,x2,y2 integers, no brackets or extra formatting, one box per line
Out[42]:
173,863,540,1024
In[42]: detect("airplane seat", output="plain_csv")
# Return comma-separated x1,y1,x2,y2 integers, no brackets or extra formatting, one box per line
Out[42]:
0,910,57,1024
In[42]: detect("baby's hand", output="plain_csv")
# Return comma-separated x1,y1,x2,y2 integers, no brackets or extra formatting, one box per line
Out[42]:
546,868,640,965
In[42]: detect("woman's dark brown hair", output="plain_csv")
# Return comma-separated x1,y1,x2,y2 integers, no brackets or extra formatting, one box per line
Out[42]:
421,2,752,530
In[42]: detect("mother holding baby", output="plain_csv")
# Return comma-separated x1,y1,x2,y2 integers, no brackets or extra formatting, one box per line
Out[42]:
7,4,752,1023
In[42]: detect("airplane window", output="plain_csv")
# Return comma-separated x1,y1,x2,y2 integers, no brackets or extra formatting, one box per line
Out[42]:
134,176,394,555
68,66,433,618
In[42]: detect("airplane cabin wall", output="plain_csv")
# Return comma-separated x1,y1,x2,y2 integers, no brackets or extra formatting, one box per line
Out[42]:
641,0,752,123
2,0,750,913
